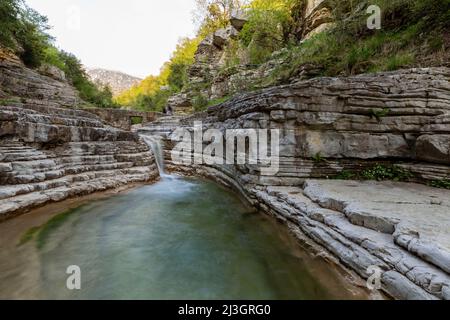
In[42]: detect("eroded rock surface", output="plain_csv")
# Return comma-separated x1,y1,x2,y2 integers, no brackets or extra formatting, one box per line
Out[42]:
0,48,80,108
0,103,158,220
0,48,160,219
143,68,450,299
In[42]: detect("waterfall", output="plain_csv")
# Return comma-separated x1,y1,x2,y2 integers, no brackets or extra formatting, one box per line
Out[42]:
141,135,165,177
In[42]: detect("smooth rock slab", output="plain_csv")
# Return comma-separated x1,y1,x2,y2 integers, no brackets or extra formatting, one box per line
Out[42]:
416,134,450,165
382,271,438,300
303,180,450,274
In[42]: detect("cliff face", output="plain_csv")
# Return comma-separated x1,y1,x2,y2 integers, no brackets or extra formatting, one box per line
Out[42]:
200,67,450,186
0,48,80,108
0,103,158,221
168,0,333,114
142,68,450,300
87,68,142,96
0,52,158,221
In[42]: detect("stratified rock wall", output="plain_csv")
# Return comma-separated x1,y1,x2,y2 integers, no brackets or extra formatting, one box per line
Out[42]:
0,103,158,221
0,48,80,108
146,68,450,300
202,68,450,186
0,51,158,220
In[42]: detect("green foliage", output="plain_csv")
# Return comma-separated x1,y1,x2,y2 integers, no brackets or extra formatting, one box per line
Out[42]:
192,93,209,111
130,116,144,125
385,53,415,71
240,0,296,65
370,108,391,122
116,37,199,111
361,165,413,181
312,152,326,163
429,179,450,190
42,46,65,70
0,97,21,105
333,170,356,180
131,89,173,112
167,62,189,92
264,0,450,85
0,0,21,49
0,0,52,68
334,164,413,182
207,95,231,107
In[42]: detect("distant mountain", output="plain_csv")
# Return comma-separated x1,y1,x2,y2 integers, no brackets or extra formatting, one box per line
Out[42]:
86,68,142,96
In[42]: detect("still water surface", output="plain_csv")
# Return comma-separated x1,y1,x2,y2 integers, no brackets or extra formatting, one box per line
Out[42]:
0,176,366,299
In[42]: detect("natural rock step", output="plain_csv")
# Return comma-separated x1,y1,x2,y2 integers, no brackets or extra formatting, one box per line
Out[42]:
1,161,143,185
1,165,157,200
399,163,450,181
55,154,116,164
0,146,36,151
1,152,48,162
0,167,158,221
1,106,104,128
302,180,450,277
21,104,104,122
9,159,56,170
253,186,449,300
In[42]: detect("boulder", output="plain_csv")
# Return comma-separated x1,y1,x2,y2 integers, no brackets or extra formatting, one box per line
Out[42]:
38,64,66,82
416,135,450,165
167,93,193,115
230,10,248,31
213,26,239,49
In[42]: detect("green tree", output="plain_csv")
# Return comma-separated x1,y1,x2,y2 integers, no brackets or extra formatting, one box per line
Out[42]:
115,37,199,110
56,51,116,108
195,0,248,35
0,0,52,68
240,0,296,64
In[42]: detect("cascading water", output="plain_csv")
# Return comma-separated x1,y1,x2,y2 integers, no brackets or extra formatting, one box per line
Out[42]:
141,135,166,177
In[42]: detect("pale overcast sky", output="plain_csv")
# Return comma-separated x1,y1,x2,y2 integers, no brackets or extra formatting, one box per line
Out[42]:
26,0,198,78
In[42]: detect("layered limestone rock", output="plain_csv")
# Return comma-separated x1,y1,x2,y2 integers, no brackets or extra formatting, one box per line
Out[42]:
167,93,194,115
291,0,333,40
0,103,158,220
256,181,450,300
202,67,450,185
86,108,159,131
0,47,80,108
0,49,159,220
142,68,450,299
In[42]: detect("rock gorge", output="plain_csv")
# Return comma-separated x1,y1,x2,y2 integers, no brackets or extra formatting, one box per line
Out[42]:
140,67,450,300
0,49,159,221
1,0,450,301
